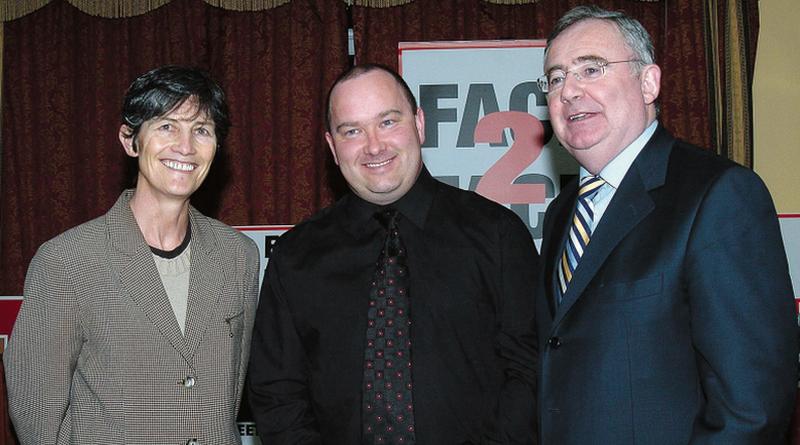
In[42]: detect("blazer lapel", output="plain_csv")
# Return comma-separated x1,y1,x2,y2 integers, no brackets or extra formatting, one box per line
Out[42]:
182,207,225,359
552,126,674,328
106,191,192,359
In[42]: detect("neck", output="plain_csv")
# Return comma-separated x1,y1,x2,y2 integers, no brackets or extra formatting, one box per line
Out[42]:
129,188,191,251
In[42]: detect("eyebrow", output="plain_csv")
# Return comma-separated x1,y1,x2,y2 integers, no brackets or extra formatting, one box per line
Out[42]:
157,115,214,126
334,109,403,134
545,55,609,75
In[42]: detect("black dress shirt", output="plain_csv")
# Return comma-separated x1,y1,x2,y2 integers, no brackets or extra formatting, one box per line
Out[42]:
248,168,539,444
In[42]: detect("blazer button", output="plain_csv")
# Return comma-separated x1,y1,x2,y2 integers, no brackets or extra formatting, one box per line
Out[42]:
181,376,196,388
186,439,200,445
548,337,561,349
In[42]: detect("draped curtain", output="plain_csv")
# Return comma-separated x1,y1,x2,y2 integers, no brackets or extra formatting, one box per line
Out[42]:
0,0,349,296
706,0,759,166
0,2,758,296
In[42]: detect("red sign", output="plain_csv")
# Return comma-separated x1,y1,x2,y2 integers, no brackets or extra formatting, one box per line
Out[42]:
0,298,23,352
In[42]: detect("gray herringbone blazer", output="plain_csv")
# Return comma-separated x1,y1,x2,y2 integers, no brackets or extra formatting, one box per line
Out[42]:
4,190,260,445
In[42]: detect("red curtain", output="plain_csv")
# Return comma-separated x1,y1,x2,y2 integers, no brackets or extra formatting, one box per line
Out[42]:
0,0,349,295
352,0,711,152
0,0,740,296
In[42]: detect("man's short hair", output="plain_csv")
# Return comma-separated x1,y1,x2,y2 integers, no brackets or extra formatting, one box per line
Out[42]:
546,6,656,72
120,65,230,151
325,63,418,132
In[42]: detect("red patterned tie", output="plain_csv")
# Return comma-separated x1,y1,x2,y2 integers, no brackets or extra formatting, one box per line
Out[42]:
362,209,416,444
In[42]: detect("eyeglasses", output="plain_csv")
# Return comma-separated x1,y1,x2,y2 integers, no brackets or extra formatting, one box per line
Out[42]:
537,59,642,94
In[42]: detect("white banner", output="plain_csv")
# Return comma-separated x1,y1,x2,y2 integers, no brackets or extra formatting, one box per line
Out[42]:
399,40,579,249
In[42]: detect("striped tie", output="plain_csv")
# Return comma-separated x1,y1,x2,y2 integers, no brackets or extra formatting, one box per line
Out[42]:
558,176,606,299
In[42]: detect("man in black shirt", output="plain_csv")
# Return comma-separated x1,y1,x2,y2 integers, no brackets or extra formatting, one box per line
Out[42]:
248,64,539,444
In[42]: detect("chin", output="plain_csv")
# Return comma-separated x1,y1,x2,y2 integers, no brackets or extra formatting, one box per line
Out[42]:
566,136,603,151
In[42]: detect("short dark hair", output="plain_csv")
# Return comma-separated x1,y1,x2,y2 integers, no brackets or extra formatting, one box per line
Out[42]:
546,6,655,72
325,63,418,132
120,65,230,151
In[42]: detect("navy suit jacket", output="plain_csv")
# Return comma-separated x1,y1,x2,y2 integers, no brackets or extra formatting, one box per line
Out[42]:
537,125,797,444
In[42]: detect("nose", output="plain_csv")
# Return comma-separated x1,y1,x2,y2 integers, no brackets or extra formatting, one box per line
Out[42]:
173,129,196,155
363,129,384,156
559,72,584,103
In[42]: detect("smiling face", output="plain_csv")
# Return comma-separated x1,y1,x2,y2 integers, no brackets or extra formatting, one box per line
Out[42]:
325,69,425,206
545,19,660,174
119,96,217,204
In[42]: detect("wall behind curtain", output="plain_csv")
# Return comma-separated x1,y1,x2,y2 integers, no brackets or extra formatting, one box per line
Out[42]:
352,0,711,155
754,0,800,212
0,0,349,295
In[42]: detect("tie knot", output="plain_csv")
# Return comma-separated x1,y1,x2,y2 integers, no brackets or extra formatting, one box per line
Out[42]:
578,176,605,201
375,208,400,230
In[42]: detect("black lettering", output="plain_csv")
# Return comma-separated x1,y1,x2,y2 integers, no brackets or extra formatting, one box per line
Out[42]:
419,84,458,148
264,235,280,259
509,81,554,147
458,84,502,148
509,174,555,239
509,81,547,110
432,175,459,188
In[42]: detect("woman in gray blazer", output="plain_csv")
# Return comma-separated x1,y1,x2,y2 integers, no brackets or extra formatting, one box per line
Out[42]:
4,66,260,445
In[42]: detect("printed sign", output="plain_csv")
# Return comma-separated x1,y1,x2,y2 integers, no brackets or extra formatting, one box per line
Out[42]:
237,225,293,287
399,40,579,248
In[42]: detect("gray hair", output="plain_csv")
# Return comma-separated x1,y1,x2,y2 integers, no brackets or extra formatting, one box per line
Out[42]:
545,5,655,72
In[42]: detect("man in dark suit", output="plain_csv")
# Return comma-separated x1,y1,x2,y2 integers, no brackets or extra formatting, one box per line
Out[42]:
535,5,797,444
248,64,539,444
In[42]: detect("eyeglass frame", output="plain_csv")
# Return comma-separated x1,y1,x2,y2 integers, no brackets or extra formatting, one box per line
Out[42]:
537,59,643,94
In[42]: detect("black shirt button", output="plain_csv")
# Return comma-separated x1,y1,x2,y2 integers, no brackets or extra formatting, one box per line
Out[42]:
548,337,561,349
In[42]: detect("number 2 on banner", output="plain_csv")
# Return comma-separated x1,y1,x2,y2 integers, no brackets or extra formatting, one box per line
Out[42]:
474,111,546,204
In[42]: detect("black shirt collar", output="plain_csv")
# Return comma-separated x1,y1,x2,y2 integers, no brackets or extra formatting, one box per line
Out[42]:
149,221,192,259
341,166,437,239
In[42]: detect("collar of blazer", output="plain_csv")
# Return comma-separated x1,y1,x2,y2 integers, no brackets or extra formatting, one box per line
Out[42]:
105,189,218,257
103,189,226,361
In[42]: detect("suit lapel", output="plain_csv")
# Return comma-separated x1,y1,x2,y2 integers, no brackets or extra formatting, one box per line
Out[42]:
106,191,192,359
182,207,225,359
551,126,674,328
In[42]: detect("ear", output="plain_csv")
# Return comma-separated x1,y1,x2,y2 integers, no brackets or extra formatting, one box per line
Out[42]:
640,64,661,105
415,107,426,145
325,131,340,165
119,125,138,157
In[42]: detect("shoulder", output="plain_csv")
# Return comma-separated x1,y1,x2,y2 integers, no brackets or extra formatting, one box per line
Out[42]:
190,210,259,265
655,139,779,247
665,139,768,199
668,139,737,175
24,213,112,294
427,180,534,247
432,179,524,226
34,212,110,261
273,200,342,249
